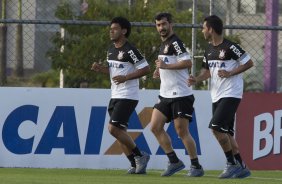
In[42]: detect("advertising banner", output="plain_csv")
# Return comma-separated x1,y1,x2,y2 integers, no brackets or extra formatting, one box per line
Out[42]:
236,93,282,170
0,87,224,170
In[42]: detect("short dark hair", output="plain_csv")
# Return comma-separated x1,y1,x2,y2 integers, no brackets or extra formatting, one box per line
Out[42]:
110,16,131,38
204,15,223,35
154,12,173,23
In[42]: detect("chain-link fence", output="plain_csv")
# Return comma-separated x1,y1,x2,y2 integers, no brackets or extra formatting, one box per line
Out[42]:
210,0,282,93
0,0,281,92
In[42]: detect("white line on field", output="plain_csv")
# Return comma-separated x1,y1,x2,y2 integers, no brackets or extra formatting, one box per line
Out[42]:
149,170,282,181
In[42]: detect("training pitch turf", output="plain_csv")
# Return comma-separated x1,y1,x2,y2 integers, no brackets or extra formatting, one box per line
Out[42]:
0,168,281,184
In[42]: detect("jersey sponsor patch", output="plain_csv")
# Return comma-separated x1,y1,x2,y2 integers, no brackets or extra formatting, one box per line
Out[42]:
128,50,139,63
108,62,124,68
172,41,183,55
230,45,243,58
208,61,226,68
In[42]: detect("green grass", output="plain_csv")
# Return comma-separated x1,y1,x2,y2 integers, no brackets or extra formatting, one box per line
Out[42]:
0,168,281,184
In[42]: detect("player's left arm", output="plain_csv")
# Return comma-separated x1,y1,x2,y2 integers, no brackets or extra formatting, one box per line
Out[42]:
228,43,254,77
112,64,150,85
126,65,150,80
157,39,192,70
218,43,254,78
125,49,150,80
112,47,150,84
228,59,253,76
157,59,191,70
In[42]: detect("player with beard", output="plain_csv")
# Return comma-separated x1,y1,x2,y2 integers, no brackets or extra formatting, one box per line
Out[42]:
150,12,204,177
188,15,253,179
91,17,150,174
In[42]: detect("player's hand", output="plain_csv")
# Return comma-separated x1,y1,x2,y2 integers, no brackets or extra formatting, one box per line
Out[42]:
155,59,167,69
153,68,160,79
91,62,102,72
188,75,196,86
112,75,127,85
218,69,231,78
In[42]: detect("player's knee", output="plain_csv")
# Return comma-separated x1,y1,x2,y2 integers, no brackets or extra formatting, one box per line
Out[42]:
108,123,121,137
108,124,116,135
150,124,162,135
211,128,221,136
176,128,188,139
212,129,227,141
150,125,157,134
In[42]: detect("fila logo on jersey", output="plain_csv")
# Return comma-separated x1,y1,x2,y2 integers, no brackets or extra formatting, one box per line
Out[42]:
108,62,124,68
209,61,226,68
172,41,183,55
230,45,242,58
128,50,139,63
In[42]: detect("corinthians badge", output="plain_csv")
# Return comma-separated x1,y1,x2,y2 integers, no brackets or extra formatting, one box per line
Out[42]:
163,44,169,54
117,51,124,60
219,49,225,59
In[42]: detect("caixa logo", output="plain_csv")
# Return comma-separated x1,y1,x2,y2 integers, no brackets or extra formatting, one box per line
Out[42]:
2,105,201,155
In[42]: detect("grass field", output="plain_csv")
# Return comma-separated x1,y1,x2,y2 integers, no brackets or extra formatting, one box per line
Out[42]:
0,168,282,184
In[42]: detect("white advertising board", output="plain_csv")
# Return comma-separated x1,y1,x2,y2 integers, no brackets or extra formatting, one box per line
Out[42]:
0,87,224,170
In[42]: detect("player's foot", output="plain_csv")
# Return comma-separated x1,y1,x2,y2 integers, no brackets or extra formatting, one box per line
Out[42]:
219,162,242,179
232,167,251,178
161,160,185,176
134,151,150,174
187,165,204,177
127,167,136,174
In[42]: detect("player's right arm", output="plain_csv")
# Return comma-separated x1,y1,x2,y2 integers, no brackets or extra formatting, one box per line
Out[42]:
153,67,160,79
91,62,109,74
188,68,210,86
188,54,210,86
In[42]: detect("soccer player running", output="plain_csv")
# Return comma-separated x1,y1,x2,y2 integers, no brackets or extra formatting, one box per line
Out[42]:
150,12,204,177
91,17,150,174
188,15,253,179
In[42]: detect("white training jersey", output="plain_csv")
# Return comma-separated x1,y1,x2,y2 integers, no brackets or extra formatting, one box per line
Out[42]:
157,34,193,98
107,41,149,100
202,39,251,103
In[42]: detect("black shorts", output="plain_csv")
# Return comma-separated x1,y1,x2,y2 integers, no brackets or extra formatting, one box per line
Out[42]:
209,97,241,136
154,95,195,123
108,99,138,129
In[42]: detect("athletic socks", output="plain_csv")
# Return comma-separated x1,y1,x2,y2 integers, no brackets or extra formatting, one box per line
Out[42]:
225,150,236,165
167,152,201,169
234,153,246,168
127,154,136,167
167,151,179,163
130,146,142,167
132,146,142,157
191,158,202,169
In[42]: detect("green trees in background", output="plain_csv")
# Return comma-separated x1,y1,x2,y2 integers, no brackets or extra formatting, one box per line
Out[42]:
47,0,206,88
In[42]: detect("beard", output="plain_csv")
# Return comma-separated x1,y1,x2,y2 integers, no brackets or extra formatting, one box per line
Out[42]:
159,29,170,38
204,35,211,41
